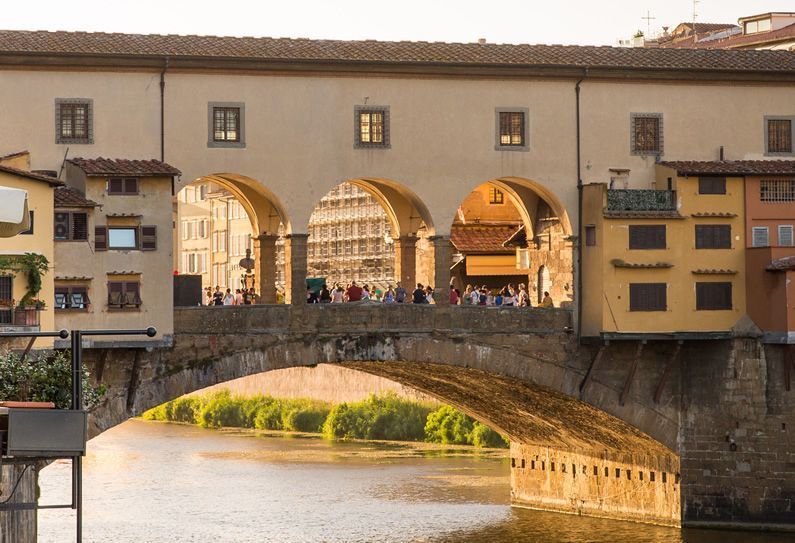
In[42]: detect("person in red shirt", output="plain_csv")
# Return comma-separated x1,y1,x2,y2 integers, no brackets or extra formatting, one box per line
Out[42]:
449,285,459,305
346,281,363,302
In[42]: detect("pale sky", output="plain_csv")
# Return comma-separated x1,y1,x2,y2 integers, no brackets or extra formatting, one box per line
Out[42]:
4,1,795,46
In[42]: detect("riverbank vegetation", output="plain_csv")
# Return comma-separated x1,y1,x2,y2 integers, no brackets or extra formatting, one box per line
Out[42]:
142,390,508,448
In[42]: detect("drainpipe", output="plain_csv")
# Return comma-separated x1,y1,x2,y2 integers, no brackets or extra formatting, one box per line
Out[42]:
575,68,588,340
160,58,168,163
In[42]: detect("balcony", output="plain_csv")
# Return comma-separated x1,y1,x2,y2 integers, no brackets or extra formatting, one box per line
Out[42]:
607,189,676,212
0,306,41,329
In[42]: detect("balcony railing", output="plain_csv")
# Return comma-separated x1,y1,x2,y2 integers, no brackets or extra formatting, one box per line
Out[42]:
607,189,676,212
0,307,41,327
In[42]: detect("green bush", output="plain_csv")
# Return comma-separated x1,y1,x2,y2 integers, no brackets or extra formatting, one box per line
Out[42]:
0,350,105,409
282,400,330,433
239,395,273,428
471,422,509,448
424,405,475,445
198,390,244,429
141,404,168,421
323,393,432,441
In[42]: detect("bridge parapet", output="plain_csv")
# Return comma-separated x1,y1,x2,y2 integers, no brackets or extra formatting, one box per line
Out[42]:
174,304,573,336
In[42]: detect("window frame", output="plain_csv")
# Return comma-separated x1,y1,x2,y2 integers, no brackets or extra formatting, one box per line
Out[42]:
354,105,390,149
695,224,732,249
488,186,505,205
628,225,666,250
107,227,139,250
494,107,530,151
585,225,597,247
107,280,142,310
54,211,89,241
630,112,664,156
778,224,794,247
207,102,246,148
54,285,91,311
629,283,667,312
764,116,794,156
698,177,727,195
107,177,139,195
752,226,770,247
55,98,93,144
759,179,795,203
696,282,733,311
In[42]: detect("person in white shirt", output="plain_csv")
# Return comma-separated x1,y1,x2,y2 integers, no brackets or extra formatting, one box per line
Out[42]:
223,288,235,306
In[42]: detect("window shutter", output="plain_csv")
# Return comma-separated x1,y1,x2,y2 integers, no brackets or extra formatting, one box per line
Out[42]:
125,281,141,306
54,212,70,240
629,225,666,249
629,283,666,311
108,281,123,305
695,225,731,249
696,282,732,310
72,213,88,240
752,227,770,247
108,178,123,194
778,225,794,247
141,225,157,250
94,225,108,251
124,178,138,194
698,177,726,195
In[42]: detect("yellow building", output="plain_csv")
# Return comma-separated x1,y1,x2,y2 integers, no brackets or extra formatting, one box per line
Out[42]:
582,163,746,338
0,152,59,335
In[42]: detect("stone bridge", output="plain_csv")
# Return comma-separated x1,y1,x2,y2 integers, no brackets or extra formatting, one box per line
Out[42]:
83,305,795,530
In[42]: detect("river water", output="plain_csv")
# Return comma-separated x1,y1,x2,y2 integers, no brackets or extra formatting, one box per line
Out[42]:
37,420,791,543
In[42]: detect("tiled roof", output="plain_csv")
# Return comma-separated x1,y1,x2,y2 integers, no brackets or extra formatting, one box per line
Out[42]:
610,259,673,269
691,269,738,275
660,22,795,50
54,186,98,208
659,160,795,176
767,256,795,272
691,212,738,218
0,164,62,186
0,30,794,74
68,157,181,177
450,224,520,254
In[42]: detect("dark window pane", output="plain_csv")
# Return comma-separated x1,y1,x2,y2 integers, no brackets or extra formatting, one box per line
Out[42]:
629,225,666,249
629,283,667,311
71,213,88,240
698,177,726,195
108,178,124,194
695,225,731,249
585,225,596,246
0,276,12,301
499,111,524,146
696,282,732,310
123,178,139,194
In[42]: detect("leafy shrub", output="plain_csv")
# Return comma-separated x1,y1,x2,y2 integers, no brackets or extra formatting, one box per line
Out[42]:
282,400,330,432
323,393,432,441
424,405,475,445
198,390,244,429
141,404,168,421
253,399,285,430
471,422,509,448
0,350,105,409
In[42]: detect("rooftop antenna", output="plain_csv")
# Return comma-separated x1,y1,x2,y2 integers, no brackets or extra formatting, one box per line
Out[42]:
692,0,700,40
642,10,656,38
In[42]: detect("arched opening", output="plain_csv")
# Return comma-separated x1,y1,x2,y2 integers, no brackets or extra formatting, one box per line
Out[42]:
305,178,434,300
448,177,573,308
176,174,289,303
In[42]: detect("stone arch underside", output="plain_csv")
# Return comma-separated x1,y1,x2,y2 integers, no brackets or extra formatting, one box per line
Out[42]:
86,325,677,464
201,173,290,235
343,177,435,237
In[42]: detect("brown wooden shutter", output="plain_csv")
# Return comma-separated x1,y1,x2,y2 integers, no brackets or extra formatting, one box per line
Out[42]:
72,213,88,240
698,177,726,195
141,225,157,250
124,178,139,194
54,212,70,240
108,281,123,306
695,225,731,249
629,225,666,249
125,281,141,306
696,282,732,310
629,283,666,311
94,225,107,251
108,178,123,194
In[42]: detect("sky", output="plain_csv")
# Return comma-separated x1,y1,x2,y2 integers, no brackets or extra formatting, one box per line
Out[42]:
3,1,795,46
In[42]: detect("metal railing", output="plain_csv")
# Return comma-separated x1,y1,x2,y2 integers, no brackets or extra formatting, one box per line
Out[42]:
607,189,676,211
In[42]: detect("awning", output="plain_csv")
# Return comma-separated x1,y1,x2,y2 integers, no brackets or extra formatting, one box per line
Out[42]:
466,254,522,276
0,186,29,238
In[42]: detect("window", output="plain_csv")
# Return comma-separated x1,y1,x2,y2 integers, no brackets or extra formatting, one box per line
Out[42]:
752,226,770,247
745,19,771,34
355,106,390,148
629,225,666,249
55,98,93,144
765,117,794,155
495,108,529,151
208,102,245,148
488,187,504,204
698,177,726,195
629,283,667,311
108,227,138,249
630,113,663,156
54,212,88,241
108,177,139,195
696,282,732,310
54,285,90,310
0,276,12,302
585,225,596,247
778,225,794,247
19,211,33,235
695,225,731,249
107,281,141,309
760,180,795,202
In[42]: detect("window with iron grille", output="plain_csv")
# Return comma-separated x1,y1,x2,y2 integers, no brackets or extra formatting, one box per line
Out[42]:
696,282,732,310
760,180,795,202
107,281,141,309
54,212,88,241
695,225,731,249
629,283,667,311
355,106,390,148
494,108,529,151
107,177,139,195
208,102,245,148
488,187,504,204
752,226,770,247
765,117,794,155
54,285,91,310
55,98,93,144
629,225,666,249
778,225,794,246
698,177,726,195
630,113,663,156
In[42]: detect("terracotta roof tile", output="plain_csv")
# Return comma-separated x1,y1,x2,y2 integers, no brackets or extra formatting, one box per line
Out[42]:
68,157,181,177
691,269,738,274
659,160,795,176
54,186,98,208
691,212,738,217
0,164,62,186
611,259,673,269
767,256,795,271
0,30,794,74
451,225,519,254
687,22,795,50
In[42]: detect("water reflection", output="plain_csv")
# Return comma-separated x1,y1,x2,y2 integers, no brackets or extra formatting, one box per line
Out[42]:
36,420,789,543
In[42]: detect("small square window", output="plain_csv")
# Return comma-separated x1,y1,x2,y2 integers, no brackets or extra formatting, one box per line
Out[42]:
488,186,504,204
778,225,794,247
208,102,246,148
495,108,529,151
629,225,666,249
108,227,138,249
108,177,139,195
765,117,794,155
55,99,93,144
630,283,667,311
695,225,731,249
354,106,390,149
631,113,663,156
752,226,770,247
696,282,732,311
698,177,726,195
585,225,596,246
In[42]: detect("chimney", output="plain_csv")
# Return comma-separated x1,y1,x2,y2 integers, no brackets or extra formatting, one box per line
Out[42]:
478,38,486,44
719,146,725,161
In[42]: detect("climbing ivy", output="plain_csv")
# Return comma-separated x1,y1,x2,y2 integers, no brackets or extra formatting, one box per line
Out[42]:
0,253,49,306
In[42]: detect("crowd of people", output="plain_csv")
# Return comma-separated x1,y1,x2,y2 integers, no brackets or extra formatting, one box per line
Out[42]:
204,281,555,308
